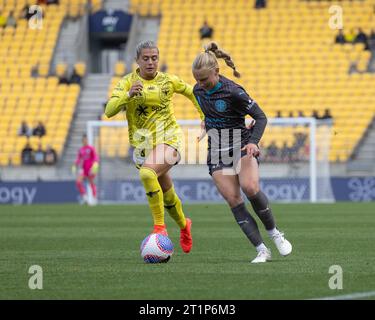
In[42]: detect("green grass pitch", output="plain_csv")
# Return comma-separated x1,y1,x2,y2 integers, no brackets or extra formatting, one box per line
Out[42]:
0,203,374,300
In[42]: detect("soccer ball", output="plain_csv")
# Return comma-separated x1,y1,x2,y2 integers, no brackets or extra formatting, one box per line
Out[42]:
140,233,174,263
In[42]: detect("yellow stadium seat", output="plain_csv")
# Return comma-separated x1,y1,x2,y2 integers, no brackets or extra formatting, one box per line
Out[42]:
74,62,86,77
55,63,68,77
114,61,126,76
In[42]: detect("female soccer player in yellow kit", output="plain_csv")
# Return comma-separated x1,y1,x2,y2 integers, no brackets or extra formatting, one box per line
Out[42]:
105,41,204,253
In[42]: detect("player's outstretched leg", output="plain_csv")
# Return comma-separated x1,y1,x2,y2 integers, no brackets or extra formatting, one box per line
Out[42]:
139,166,167,235
163,185,192,253
247,191,292,256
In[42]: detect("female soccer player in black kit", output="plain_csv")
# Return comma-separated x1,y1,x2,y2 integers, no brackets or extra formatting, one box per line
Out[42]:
192,42,292,263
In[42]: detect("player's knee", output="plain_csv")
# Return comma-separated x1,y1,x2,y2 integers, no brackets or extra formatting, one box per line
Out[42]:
225,195,243,208
139,167,157,183
242,181,259,197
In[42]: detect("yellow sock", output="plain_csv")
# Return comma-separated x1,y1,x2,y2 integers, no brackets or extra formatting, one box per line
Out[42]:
139,167,164,226
163,185,186,229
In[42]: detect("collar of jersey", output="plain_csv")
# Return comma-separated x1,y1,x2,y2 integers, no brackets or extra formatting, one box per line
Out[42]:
136,68,159,81
205,81,222,96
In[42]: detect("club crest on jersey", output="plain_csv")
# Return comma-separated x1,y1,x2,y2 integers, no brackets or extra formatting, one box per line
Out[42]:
215,99,227,112
159,82,173,102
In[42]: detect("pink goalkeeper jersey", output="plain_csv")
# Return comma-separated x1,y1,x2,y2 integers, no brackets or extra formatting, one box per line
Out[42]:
75,145,99,171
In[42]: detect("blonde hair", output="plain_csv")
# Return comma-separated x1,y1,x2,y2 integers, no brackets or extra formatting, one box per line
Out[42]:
192,42,241,78
135,40,159,59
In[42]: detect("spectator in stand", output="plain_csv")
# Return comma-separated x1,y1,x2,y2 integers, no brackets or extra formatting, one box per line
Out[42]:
32,121,46,138
297,110,305,118
344,28,356,43
21,142,34,165
311,109,320,119
354,28,370,50
288,111,294,118
18,121,32,137
293,132,307,150
58,70,70,84
6,11,17,28
45,145,58,164
34,143,45,164
0,11,6,29
265,141,279,162
349,60,358,74
31,64,39,78
335,29,346,44
21,3,34,20
321,108,333,122
275,110,282,118
255,0,266,9
69,66,82,85
280,142,291,163
199,21,214,40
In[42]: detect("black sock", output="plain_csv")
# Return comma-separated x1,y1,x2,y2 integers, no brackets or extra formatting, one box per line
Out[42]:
231,203,263,247
248,191,276,231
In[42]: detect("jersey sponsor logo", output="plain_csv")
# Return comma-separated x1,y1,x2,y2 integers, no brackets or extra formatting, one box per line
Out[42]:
136,105,149,117
215,99,227,112
147,86,155,90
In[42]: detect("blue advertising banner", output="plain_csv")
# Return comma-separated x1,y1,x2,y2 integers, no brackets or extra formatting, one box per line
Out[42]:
0,177,374,204
0,181,77,205
89,10,133,33
331,177,375,201
100,178,310,203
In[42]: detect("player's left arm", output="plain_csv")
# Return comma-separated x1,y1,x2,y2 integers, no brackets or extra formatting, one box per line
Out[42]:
233,88,267,156
171,75,205,120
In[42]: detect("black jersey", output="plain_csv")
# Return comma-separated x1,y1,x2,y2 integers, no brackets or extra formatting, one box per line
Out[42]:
193,75,267,151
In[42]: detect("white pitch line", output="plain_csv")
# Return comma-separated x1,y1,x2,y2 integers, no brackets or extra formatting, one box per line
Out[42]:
310,290,375,300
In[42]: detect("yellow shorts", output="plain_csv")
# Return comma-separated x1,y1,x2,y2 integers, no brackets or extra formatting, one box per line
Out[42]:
132,127,182,169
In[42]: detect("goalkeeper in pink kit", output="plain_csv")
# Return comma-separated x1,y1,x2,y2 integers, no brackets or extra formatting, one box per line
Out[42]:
72,134,99,205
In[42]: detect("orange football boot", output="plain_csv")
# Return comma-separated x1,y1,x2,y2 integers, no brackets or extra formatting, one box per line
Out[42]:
152,225,168,236
180,218,192,253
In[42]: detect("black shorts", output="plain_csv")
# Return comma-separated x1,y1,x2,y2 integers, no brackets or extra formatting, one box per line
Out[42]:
207,147,259,176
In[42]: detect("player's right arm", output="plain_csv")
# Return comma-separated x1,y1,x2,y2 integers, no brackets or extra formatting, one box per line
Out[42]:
105,76,137,118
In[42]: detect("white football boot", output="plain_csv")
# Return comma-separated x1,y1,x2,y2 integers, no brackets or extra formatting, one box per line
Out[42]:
80,194,88,205
251,248,272,263
88,197,98,206
271,231,292,256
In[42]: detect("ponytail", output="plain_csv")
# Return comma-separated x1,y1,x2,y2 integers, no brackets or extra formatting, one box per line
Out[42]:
204,42,241,78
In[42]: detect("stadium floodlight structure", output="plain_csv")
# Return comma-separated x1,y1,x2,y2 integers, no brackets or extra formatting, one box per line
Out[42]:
87,117,334,204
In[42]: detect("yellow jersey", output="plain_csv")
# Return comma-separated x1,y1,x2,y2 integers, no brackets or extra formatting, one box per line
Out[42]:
105,69,204,151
